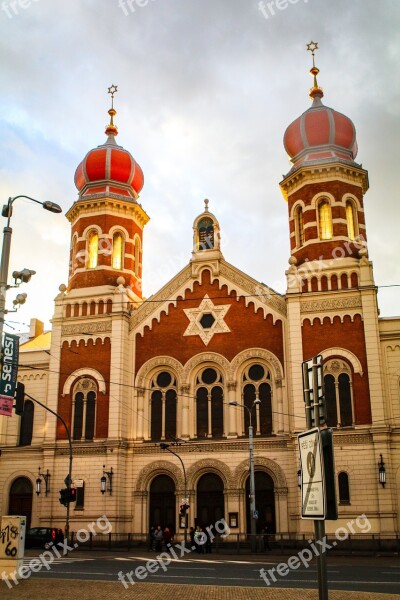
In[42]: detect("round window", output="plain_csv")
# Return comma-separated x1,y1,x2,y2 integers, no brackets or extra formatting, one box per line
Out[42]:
248,364,265,381
156,371,172,388
201,368,218,385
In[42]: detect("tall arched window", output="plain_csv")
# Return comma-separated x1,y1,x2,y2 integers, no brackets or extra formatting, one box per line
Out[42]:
324,360,354,428
338,472,350,504
195,368,223,438
197,218,214,251
112,232,124,270
150,371,177,441
72,378,97,441
318,200,333,240
19,400,34,446
87,230,98,269
346,201,357,241
70,235,77,273
134,238,141,276
295,206,305,247
242,364,272,436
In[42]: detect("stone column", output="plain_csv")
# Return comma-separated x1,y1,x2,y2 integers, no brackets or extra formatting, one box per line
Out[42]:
227,382,238,437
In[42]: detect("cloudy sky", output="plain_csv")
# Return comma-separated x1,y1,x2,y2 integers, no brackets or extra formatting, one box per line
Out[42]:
0,0,399,332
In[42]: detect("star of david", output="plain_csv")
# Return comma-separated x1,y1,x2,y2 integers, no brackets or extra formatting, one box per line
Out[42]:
306,41,318,55
183,295,231,346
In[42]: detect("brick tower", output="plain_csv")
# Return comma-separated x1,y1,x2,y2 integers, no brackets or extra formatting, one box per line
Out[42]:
280,43,385,437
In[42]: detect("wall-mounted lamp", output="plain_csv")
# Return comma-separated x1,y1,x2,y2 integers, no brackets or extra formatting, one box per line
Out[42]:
100,466,113,495
36,467,50,496
378,454,386,487
297,469,302,489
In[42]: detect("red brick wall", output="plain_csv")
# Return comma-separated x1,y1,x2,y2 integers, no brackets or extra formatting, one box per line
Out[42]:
56,337,111,440
135,270,284,374
287,180,367,263
302,314,371,424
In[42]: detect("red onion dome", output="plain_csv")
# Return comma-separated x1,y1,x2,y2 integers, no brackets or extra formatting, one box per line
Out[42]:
284,46,358,170
284,94,358,169
74,103,144,198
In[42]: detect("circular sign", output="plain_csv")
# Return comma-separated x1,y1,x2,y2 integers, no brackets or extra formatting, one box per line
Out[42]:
307,451,316,478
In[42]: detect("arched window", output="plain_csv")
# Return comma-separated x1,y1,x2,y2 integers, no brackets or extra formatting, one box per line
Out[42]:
318,200,333,240
87,230,98,269
72,379,97,441
195,368,223,438
242,364,272,436
338,472,350,504
198,218,214,251
346,201,357,241
112,232,124,270
70,235,77,273
295,206,305,247
324,360,354,428
150,371,177,441
19,400,34,446
134,238,141,276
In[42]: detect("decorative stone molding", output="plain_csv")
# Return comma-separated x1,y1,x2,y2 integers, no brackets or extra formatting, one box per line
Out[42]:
180,384,191,395
186,458,234,489
230,348,284,381
300,296,361,314
274,487,289,497
232,457,287,489
135,460,184,492
136,356,184,389
62,320,112,335
62,368,107,396
182,352,231,384
129,265,193,333
227,381,237,392
219,261,287,317
320,347,363,375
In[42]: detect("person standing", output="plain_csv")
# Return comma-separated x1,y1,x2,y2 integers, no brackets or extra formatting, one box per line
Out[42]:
154,525,163,552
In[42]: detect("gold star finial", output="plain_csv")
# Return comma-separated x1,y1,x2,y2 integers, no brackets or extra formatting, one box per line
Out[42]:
306,41,323,101
306,41,318,56
105,84,118,137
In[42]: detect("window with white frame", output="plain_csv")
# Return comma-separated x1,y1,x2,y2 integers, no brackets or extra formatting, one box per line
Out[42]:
195,367,223,438
150,371,177,441
242,364,272,436
324,359,353,428
72,378,97,440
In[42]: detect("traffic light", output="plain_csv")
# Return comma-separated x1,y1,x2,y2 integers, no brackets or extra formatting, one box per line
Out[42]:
14,382,25,416
59,488,77,506
59,489,68,506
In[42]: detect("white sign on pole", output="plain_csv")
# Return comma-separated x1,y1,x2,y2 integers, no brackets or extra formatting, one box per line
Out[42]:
298,428,326,520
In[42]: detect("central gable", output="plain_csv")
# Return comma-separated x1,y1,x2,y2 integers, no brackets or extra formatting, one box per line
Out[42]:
132,264,285,374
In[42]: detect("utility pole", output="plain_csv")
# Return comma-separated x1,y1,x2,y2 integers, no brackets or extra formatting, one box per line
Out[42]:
302,355,328,600
24,392,73,544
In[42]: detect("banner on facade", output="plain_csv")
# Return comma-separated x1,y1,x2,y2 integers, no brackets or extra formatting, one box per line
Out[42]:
0,333,19,416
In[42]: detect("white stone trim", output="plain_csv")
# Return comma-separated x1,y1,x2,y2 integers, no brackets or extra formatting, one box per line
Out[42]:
62,368,107,396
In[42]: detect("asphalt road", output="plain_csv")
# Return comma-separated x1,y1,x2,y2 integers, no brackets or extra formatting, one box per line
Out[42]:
16,549,400,595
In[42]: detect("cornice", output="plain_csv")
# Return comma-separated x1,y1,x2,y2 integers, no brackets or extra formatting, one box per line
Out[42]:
279,162,369,200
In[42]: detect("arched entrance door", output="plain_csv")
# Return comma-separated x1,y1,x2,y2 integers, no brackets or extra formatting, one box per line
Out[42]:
149,475,176,533
196,473,224,527
8,477,33,529
245,471,275,533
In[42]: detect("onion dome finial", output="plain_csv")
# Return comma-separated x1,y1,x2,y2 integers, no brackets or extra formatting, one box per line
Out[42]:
306,41,324,103
105,84,118,137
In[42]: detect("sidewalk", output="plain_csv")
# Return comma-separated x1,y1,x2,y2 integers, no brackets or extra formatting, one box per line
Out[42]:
1,579,399,600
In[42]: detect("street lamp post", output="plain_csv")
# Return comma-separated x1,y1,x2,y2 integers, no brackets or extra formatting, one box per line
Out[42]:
229,399,261,552
0,195,62,340
160,442,187,546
